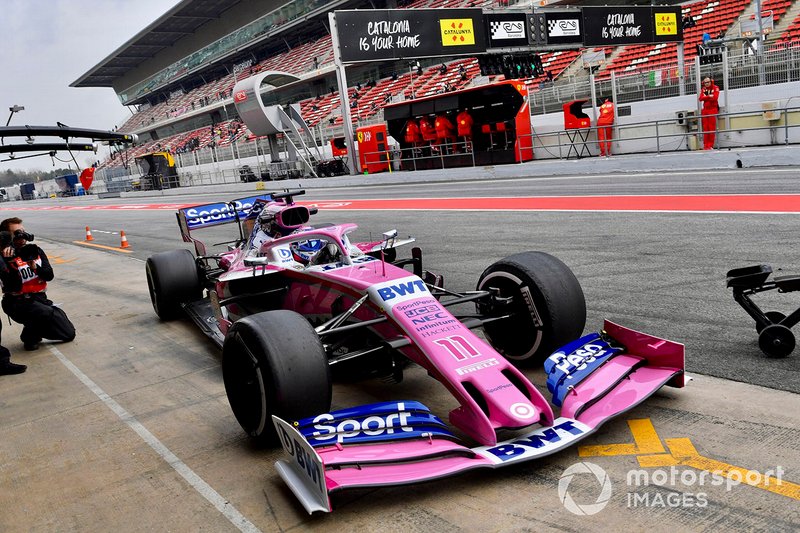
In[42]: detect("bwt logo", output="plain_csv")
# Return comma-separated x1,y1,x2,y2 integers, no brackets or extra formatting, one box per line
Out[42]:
277,424,323,492
234,90,247,102
486,420,584,461
377,279,427,301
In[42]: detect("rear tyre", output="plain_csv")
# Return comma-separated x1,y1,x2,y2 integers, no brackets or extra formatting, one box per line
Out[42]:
145,249,202,320
477,251,586,366
222,310,331,445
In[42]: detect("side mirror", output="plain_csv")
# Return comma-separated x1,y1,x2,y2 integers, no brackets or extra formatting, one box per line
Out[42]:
382,229,398,250
243,256,270,267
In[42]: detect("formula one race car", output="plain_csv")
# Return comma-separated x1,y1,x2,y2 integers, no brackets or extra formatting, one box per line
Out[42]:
146,190,685,513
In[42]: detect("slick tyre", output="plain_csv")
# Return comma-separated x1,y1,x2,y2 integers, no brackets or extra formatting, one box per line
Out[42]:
222,310,332,445
477,251,586,366
145,249,202,320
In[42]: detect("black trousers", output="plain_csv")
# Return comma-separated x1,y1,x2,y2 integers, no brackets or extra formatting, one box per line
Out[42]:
2,293,76,345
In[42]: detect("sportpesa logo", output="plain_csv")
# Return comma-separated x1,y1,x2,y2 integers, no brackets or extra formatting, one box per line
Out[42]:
311,402,414,443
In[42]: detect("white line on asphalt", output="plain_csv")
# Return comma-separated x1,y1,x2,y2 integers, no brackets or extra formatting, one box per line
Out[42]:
48,345,263,533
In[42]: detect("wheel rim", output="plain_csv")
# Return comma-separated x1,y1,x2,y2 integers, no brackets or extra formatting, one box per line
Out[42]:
225,331,269,435
478,270,543,361
146,266,161,316
758,324,795,358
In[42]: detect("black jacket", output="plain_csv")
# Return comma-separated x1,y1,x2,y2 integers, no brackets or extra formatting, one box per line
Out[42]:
0,245,54,295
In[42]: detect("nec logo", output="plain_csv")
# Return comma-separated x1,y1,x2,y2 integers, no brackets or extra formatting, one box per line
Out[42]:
234,90,247,102
377,279,427,301
411,311,448,325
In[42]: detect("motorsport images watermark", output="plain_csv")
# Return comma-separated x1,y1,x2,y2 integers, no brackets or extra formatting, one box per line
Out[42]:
558,461,786,514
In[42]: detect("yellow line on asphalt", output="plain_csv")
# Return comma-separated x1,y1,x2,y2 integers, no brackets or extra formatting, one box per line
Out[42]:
579,418,666,457
639,438,800,501
72,241,133,253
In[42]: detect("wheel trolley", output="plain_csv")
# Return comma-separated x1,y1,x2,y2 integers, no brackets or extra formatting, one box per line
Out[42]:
726,264,800,358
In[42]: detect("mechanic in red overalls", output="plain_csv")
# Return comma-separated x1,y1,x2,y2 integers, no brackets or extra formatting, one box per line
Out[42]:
404,118,421,146
597,97,615,156
435,113,456,153
0,217,75,352
419,115,437,152
699,77,720,150
457,109,474,151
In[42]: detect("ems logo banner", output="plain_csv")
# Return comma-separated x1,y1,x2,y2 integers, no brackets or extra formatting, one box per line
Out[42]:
441,19,476,46
654,12,678,35
490,20,525,40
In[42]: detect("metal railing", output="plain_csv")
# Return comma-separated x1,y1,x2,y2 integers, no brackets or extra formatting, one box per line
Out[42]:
529,42,800,115
95,102,800,191
96,42,800,189
518,104,800,160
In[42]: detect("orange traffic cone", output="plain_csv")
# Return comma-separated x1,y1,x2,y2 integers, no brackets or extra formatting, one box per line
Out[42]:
120,230,131,249
85,226,94,241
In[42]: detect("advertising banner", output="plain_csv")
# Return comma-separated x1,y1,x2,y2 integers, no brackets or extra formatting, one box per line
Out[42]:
582,6,683,46
544,11,584,46
485,12,529,48
336,9,486,63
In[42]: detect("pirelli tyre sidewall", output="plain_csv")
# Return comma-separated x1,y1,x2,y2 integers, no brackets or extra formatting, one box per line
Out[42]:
222,310,332,445
145,249,202,320
477,251,586,366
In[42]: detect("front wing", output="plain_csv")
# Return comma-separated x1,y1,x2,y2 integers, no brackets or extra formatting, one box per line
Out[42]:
273,321,684,513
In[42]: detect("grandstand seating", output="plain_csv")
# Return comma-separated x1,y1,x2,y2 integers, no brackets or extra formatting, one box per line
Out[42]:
762,0,793,24
597,0,750,78
104,0,800,171
779,5,800,42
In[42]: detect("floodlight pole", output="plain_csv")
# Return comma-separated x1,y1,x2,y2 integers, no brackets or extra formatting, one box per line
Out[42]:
329,12,360,175
6,105,24,127
677,42,686,96
755,0,766,86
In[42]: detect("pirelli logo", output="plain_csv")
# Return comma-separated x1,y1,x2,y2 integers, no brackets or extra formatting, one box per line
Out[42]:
440,19,476,46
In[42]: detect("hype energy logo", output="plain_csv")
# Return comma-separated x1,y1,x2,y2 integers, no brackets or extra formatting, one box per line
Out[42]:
654,12,678,36
440,19,476,46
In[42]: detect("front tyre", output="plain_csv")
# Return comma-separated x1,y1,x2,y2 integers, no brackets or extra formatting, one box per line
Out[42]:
222,310,331,445
477,251,586,366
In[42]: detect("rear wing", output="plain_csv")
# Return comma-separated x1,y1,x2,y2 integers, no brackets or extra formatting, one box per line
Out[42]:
177,194,271,254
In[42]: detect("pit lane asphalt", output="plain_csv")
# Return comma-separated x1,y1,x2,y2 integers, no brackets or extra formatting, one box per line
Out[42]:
1,155,799,531
0,240,798,532
5,163,800,393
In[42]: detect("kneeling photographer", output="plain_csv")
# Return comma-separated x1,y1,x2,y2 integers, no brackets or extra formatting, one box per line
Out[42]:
0,217,75,351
